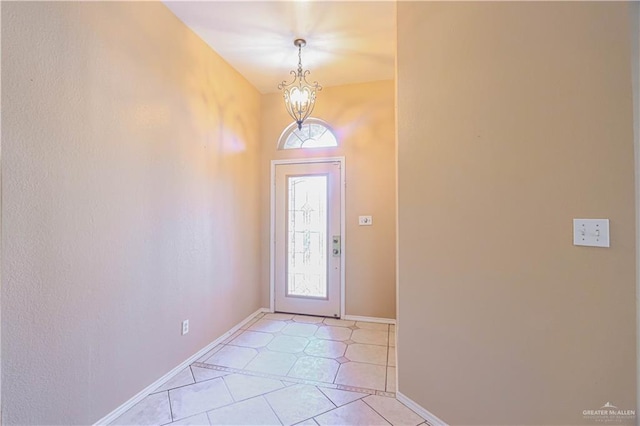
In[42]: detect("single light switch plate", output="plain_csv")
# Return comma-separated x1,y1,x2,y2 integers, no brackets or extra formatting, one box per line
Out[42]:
573,219,610,247
359,216,372,226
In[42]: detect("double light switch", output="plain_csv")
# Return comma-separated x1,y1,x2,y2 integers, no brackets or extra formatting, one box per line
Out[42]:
573,219,610,248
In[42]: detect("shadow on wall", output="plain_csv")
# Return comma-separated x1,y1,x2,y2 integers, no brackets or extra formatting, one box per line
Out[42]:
91,2,256,159
82,2,263,326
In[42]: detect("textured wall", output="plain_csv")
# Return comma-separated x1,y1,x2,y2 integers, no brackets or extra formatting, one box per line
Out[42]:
260,80,397,319
2,2,261,424
397,2,636,424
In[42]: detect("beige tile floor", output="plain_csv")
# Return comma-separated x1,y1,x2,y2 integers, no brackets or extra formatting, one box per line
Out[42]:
111,313,426,426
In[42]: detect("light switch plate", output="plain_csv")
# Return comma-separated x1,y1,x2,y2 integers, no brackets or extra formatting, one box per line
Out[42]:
359,216,372,226
573,219,610,247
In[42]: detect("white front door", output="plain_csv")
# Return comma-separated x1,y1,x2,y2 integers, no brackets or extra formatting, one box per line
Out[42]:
274,161,342,317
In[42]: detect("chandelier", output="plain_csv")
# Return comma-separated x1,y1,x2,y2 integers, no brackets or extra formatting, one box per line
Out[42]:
278,39,322,130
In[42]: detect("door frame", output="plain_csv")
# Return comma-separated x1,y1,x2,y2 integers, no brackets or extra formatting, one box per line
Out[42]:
270,157,346,318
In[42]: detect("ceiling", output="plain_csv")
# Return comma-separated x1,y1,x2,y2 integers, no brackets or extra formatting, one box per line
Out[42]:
163,1,396,94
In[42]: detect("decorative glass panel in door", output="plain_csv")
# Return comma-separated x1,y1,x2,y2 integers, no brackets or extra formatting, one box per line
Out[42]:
287,175,327,298
274,162,341,317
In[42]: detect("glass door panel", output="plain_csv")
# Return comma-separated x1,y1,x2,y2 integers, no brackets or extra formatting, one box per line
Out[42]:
274,161,342,318
287,175,328,299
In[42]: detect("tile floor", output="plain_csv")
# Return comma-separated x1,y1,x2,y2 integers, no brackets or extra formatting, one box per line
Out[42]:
111,313,426,426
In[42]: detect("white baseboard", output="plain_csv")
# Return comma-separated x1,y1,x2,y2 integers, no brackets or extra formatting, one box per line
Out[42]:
342,314,396,325
396,391,448,426
94,307,269,425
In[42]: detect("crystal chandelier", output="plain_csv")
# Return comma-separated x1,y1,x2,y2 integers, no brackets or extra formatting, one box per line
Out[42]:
278,39,322,130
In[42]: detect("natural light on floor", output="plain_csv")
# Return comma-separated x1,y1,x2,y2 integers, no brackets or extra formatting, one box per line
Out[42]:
110,312,425,426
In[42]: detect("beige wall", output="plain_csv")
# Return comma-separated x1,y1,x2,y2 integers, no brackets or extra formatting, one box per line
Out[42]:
2,2,261,424
397,2,636,425
260,80,397,319
632,0,640,415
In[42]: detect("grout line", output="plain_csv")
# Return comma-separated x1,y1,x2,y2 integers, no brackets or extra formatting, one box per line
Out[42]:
220,376,236,403
365,394,426,425
301,394,343,423
190,361,394,396
184,367,384,425
384,360,389,391
334,384,378,395
166,390,174,423
360,398,394,426
152,380,202,395
261,395,285,426
317,385,369,406
150,372,393,423
315,385,338,410
161,412,210,426
297,415,323,425
282,354,298,378
189,365,196,383
336,358,389,366
167,376,279,423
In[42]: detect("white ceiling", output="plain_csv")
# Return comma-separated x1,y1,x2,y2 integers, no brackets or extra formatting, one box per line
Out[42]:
163,1,396,94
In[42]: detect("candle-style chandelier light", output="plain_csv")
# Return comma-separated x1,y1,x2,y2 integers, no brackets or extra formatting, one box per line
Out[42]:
277,38,322,130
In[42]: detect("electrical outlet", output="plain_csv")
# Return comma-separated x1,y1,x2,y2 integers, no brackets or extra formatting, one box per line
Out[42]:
181,319,189,335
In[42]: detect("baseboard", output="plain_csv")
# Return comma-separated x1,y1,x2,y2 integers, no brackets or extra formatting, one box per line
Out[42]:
342,314,396,325
94,307,269,425
396,391,448,426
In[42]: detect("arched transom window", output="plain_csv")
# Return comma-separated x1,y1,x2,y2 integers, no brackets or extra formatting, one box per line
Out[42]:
278,118,338,150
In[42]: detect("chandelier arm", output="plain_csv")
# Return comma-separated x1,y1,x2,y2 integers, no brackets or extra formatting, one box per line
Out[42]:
299,71,322,90
277,71,299,90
